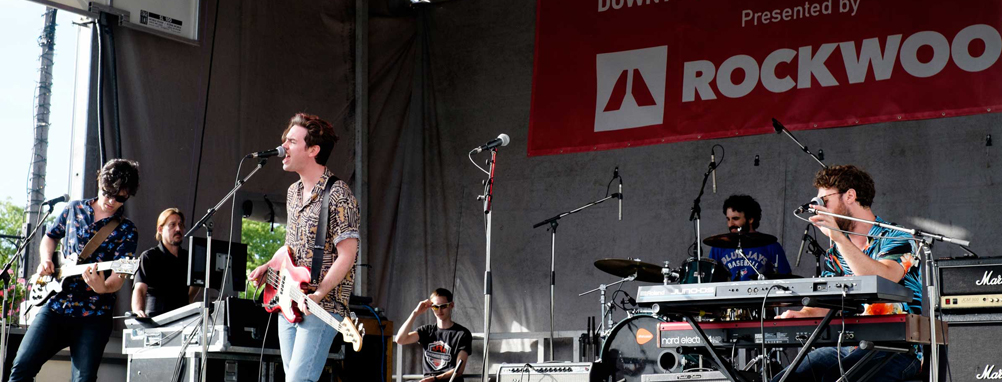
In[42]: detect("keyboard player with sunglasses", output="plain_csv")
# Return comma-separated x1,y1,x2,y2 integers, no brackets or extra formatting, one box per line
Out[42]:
394,288,472,382
771,165,922,382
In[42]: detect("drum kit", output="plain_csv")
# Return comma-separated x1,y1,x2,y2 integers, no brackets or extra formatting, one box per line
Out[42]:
586,231,790,382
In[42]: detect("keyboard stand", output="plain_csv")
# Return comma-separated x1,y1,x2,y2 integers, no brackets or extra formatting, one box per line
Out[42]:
680,313,748,382
776,297,862,382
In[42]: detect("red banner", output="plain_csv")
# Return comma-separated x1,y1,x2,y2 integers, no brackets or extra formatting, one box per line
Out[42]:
528,0,1002,156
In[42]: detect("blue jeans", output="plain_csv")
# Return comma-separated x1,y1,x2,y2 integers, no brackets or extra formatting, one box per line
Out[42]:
770,346,921,382
9,307,113,382
277,313,338,382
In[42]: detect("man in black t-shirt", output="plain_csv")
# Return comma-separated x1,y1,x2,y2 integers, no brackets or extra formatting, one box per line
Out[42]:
131,208,200,317
395,288,472,382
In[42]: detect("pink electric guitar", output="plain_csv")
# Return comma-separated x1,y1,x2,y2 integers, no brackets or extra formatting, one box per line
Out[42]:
261,248,364,352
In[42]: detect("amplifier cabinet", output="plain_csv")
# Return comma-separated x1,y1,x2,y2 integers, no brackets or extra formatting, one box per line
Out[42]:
496,362,597,382
938,257,1002,311
942,321,1002,382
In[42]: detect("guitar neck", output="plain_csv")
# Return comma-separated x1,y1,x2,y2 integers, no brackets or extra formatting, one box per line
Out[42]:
60,262,117,277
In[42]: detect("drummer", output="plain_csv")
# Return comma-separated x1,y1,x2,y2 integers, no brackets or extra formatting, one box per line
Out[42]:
707,195,791,281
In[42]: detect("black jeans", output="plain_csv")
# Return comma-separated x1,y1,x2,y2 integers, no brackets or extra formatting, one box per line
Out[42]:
9,307,113,382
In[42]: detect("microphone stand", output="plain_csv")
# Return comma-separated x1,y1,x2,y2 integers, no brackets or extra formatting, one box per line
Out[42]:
0,206,56,379
805,208,968,382
771,118,827,168
183,157,269,382
476,148,498,382
532,187,621,361
803,234,826,277
689,160,715,283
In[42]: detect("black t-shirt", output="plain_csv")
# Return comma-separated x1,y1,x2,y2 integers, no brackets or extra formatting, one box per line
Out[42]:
417,322,473,381
135,243,190,316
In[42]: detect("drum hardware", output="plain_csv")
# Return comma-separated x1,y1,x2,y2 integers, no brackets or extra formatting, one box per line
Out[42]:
662,261,680,285
580,272,637,334
732,228,767,281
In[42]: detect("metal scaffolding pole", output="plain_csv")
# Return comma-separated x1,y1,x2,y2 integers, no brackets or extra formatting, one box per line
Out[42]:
23,8,58,278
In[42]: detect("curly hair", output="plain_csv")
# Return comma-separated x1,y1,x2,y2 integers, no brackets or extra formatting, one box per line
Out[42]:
813,165,875,207
282,113,339,165
97,159,140,196
722,194,762,230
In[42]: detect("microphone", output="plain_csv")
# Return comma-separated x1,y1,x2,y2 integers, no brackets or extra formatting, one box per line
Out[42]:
471,133,510,154
795,196,825,214
795,223,811,267
711,150,717,194
42,194,69,209
246,146,286,158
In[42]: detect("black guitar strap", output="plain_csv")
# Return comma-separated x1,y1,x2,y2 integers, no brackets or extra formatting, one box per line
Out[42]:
312,176,339,284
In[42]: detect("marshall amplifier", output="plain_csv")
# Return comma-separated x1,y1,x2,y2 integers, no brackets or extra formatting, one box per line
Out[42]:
941,321,1002,382
937,256,1002,311
496,362,597,382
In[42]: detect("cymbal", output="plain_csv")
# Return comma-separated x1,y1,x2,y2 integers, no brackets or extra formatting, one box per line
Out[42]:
594,258,664,283
702,232,777,249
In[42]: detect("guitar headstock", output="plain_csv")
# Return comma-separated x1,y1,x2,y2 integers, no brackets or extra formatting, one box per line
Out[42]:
339,311,365,352
111,258,140,275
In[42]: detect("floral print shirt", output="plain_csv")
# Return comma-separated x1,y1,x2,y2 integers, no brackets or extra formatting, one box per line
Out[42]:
821,216,922,316
44,198,139,317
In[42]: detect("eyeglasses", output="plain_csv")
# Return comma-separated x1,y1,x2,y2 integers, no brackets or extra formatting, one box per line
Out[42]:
430,303,450,311
102,191,129,203
819,192,842,205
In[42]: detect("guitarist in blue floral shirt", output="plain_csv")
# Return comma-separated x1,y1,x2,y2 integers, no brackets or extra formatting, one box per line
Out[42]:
10,159,140,382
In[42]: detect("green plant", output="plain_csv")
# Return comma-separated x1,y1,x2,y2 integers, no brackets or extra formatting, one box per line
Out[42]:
240,218,286,299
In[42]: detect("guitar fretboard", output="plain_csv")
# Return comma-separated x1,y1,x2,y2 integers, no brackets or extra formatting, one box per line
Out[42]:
58,262,117,279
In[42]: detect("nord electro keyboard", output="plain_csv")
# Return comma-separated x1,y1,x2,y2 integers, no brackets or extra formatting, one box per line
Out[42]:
656,314,947,348
636,275,912,310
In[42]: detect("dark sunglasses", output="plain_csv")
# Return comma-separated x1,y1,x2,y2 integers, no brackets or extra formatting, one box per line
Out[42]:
102,191,129,203
430,303,450,310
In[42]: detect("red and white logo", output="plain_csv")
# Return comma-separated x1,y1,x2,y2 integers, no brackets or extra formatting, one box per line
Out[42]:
594,46,667,132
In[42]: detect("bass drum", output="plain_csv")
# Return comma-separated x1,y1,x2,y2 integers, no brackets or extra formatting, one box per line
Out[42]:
599,315,701,382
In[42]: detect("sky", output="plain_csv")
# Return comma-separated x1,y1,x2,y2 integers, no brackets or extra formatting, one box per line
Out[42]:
0,0,79,207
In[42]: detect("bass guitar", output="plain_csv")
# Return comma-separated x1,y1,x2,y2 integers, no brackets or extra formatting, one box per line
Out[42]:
261,249,365,352
27,257,140,307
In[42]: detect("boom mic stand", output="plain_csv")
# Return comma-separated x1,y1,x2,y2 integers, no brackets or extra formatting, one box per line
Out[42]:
183,157,270,382
533,171,622,361
772,118,826,168
802,207,968,382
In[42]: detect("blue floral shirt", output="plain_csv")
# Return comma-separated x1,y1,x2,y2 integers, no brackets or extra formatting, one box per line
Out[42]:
821,216,923,315
44,198,139,317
